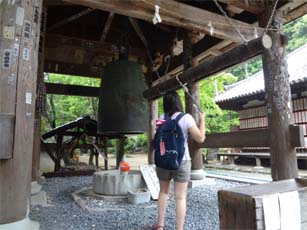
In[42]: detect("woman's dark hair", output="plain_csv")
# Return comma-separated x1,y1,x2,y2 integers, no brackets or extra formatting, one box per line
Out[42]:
163,91,183,115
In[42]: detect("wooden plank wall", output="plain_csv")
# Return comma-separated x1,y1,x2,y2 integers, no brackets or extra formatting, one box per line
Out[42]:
0,0,42,224
239,97,307,152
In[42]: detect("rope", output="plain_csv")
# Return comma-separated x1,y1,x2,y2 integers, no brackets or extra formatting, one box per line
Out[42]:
264,0,280,34
213,0,248,44
176,75,203,113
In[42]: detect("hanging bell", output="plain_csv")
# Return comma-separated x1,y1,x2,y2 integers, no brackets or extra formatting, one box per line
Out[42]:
98,59,148,135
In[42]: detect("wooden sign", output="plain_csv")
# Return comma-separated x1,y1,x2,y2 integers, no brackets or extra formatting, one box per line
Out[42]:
140,164,160,200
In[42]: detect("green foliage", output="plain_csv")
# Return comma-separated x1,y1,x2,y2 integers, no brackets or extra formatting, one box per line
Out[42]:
285,14,307,52
157,72,239,133
199,73,239,133
124,134,148,152
41,74,100,133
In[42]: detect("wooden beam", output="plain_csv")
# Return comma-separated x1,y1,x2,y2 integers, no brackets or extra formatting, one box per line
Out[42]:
44,0,72,6
45,83,100,97
100,12,114,41
44,60,101,78
218,0,264,15
143,37,263,100
45,33,113,51
154,36,223,85
198,125,305,148
62,0,261,42
44,34,146,77
48,8,94,31
129,17,149,49
276,1,307,22
155,40,234,85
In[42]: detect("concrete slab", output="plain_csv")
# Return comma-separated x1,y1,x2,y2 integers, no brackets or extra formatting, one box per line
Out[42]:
31,181,42,195
93,170,145,196
190,169,206,180
128,188,150,204
188,178,216,188
31,191,48,207
0,217,39,230
37,176,46,185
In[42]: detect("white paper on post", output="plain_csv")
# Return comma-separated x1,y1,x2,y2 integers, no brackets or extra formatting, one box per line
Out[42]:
279,191,301,230
262,194,281,230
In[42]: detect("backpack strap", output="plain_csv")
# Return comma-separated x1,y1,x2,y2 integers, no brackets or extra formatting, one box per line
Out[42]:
174,112,186,123
164,114,171,121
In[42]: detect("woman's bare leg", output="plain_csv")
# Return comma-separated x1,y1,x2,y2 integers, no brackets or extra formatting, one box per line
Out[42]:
157,180,171,227
174,181,188,230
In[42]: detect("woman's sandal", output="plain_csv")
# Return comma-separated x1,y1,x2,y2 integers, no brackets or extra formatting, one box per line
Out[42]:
152,224,165,230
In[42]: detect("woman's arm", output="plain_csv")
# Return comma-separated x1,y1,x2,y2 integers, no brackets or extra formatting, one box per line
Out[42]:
188,112,206,143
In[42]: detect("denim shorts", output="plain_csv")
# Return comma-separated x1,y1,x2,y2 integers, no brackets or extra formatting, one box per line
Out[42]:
156,160,191,182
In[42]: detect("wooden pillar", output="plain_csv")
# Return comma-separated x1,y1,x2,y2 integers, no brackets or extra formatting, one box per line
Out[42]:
116,137,125,168
259,3,298,180
148,99,158,164
183,31,204,179
103,137,108,170
32,5,47,180
145,65,158,164
55,134,63,171
0,0,42,224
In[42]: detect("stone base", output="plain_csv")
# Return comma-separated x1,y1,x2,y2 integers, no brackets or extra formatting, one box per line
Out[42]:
37,176,46,185
0,217,39,230
93,170,145,196
188,178,216,188
128,188,150,204
31,181,42,195
253,166,264,169
190,169,206,180
31,191,48,207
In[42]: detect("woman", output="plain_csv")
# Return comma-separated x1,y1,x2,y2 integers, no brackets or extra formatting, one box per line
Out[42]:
154,91,205,230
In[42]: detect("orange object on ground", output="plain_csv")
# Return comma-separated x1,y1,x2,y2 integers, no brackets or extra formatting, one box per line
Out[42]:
120,161,131,172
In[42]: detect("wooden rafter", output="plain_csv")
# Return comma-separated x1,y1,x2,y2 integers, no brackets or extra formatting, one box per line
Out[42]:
218,0,263,15
48,8,94,31
44,60,102,78
156,1,306,80
44,0,72,6
276,0,307,21
143,37,264,100
62,0,261,42
100,12,114,42
128,17,149,50
45,83,99,97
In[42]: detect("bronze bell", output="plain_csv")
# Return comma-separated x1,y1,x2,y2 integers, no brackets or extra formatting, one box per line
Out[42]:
98,59,148,135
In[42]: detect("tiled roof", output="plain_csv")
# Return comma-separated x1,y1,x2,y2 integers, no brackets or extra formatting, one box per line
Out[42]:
215,43,307,103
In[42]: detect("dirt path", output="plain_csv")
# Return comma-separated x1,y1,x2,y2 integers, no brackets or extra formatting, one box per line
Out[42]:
79,151,149,170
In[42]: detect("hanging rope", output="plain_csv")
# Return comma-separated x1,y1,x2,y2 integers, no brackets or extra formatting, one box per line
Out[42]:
176,75,203,113
264,0,280,34
213,0,248,44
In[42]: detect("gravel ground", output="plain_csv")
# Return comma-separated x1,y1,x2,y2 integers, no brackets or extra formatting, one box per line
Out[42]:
30,176,248,230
